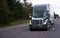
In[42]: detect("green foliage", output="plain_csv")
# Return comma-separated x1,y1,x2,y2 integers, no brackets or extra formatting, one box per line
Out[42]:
0,0,32,26
7,0,25,19
0,0,11,24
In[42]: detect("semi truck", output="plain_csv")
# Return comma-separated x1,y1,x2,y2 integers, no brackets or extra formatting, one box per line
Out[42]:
29,4,54,31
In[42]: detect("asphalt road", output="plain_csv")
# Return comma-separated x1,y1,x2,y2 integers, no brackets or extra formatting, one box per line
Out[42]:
0,18,60,38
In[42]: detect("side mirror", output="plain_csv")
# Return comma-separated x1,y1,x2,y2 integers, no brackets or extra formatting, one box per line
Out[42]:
29,16,31,20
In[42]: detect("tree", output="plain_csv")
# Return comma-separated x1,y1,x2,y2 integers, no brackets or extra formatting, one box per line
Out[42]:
0,0,23,24
23,0,32,19
0,0,32,25
7,0,24,19
23,0,26,3
0,0,12,24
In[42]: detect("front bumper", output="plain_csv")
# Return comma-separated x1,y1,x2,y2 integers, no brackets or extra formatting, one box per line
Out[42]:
29,24,47,29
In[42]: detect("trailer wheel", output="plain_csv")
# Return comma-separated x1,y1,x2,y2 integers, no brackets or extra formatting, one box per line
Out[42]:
51,21,54,25
51,23,54,25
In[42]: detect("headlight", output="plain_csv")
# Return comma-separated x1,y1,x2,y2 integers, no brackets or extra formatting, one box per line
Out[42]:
43,22,46,25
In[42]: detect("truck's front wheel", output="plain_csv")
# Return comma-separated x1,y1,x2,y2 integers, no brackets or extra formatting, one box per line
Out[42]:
44,22,49,31
44,25,48,30
29,28,33,31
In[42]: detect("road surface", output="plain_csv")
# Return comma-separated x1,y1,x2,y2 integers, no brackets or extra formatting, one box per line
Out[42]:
0,18,60,38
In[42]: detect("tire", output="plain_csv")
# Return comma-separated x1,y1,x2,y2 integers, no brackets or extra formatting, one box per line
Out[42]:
29,25,33,31
51,23,54,25
29,28,33,31
44,25,48,31
44,23,48,31
51,21,54,25
49,21,54,25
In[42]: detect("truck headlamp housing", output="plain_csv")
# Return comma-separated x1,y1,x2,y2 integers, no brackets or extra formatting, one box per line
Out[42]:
43,22,47,25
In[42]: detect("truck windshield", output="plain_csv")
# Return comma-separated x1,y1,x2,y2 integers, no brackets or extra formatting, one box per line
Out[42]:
32,11,44,18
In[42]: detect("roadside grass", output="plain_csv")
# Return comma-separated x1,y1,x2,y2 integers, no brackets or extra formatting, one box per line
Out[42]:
0,20,29,28
10,19,29,25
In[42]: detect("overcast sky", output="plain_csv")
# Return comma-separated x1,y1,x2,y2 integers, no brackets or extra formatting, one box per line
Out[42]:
21,0,60,16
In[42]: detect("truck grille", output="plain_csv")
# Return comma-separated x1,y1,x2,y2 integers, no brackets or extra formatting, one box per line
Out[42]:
32,20,42,24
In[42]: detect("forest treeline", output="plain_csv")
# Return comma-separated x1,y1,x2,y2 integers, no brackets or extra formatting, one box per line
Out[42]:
0,0,32,24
